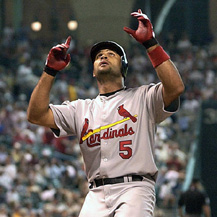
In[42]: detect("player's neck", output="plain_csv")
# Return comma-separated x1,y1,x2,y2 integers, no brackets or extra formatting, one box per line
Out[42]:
97,80,124,95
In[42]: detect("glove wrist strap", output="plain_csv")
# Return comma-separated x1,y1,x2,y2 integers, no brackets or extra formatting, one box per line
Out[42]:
143,37,158,49
148,46,170,68
44,65,59,77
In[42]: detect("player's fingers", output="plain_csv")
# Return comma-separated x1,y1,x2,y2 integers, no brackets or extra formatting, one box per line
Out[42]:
57,38,71,53
55,39,71,50
65,36,71,48
64,37,72,59
131,11,149,20
52,46,62,52
123,26,135,35
52,44,68,59
138,16,149,21
64,54,71,64
54,44,67,50
131,12,140,17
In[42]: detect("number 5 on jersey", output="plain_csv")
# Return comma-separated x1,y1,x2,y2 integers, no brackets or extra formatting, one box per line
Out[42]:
119,140,132,159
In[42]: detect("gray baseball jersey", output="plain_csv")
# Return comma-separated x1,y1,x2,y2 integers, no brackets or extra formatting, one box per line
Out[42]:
49,83,178,183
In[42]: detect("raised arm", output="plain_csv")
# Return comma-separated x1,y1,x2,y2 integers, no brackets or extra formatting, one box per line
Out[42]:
151,46,184,107
27,36,71,128
124,9,184,108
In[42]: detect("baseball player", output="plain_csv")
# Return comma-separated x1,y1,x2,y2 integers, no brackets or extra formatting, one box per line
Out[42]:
27,9,184,217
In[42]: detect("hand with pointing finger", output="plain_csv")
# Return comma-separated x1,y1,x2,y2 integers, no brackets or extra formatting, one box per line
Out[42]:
44,36,71,76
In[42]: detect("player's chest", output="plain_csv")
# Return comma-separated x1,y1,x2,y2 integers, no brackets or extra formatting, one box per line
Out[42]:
79,96,141,147
91,96,140,125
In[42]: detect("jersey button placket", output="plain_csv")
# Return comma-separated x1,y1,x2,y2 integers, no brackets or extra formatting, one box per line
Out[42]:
100,97,108,177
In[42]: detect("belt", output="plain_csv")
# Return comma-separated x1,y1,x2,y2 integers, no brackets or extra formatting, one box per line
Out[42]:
89,174,153,189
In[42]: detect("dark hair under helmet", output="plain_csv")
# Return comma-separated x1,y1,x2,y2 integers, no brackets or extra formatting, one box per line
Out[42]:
90,41,128,78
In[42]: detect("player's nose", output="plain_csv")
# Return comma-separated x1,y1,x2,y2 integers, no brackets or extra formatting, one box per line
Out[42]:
100,54,108,59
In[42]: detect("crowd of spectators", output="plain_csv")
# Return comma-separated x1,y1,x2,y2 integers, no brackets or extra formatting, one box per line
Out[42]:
0,24,217,216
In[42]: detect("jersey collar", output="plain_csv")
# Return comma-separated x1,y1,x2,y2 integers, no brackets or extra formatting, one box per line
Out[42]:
100,86,126,97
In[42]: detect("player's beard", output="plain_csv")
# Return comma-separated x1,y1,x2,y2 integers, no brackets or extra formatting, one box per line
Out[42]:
95,66,122,83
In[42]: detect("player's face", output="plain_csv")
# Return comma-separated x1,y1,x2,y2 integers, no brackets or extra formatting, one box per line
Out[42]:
93,49,122,79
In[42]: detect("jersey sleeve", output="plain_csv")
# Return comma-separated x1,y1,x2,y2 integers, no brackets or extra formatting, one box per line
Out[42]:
49,100,76,137
145,82,179,124
204,193,210,205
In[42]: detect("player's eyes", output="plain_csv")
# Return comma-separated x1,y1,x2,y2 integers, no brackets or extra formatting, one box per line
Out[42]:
95,52,115,59
108,52,115,56
96,53,102,59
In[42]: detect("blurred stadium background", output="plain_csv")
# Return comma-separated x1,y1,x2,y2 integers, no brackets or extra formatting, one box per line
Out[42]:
0,0,217,216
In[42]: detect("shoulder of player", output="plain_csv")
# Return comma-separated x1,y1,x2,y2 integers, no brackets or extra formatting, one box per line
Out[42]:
124,83,161,94
147,82,162,90
60,98,94,107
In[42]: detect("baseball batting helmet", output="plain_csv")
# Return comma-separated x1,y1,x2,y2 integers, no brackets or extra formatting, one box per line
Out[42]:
90,41,128,78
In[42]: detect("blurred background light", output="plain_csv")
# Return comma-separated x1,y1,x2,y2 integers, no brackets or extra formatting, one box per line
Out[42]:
67,20,78,31
31,21,42,32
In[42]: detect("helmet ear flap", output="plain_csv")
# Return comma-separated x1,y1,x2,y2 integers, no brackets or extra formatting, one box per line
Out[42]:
121,55,128,79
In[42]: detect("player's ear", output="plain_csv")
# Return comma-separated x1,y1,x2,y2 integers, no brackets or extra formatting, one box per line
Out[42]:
92,62,96,77
93,70,96,77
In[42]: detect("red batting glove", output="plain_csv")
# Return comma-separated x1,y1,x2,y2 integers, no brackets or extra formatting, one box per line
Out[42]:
44,36,71,76
123,9,158,49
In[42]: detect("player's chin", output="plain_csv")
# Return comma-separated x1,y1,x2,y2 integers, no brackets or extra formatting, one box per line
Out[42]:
94,67,109,77
96,68,111,76
98,65,110,72
95,67,121,79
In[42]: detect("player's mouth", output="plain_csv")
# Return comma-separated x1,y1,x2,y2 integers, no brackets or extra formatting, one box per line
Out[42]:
100,61,109,66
